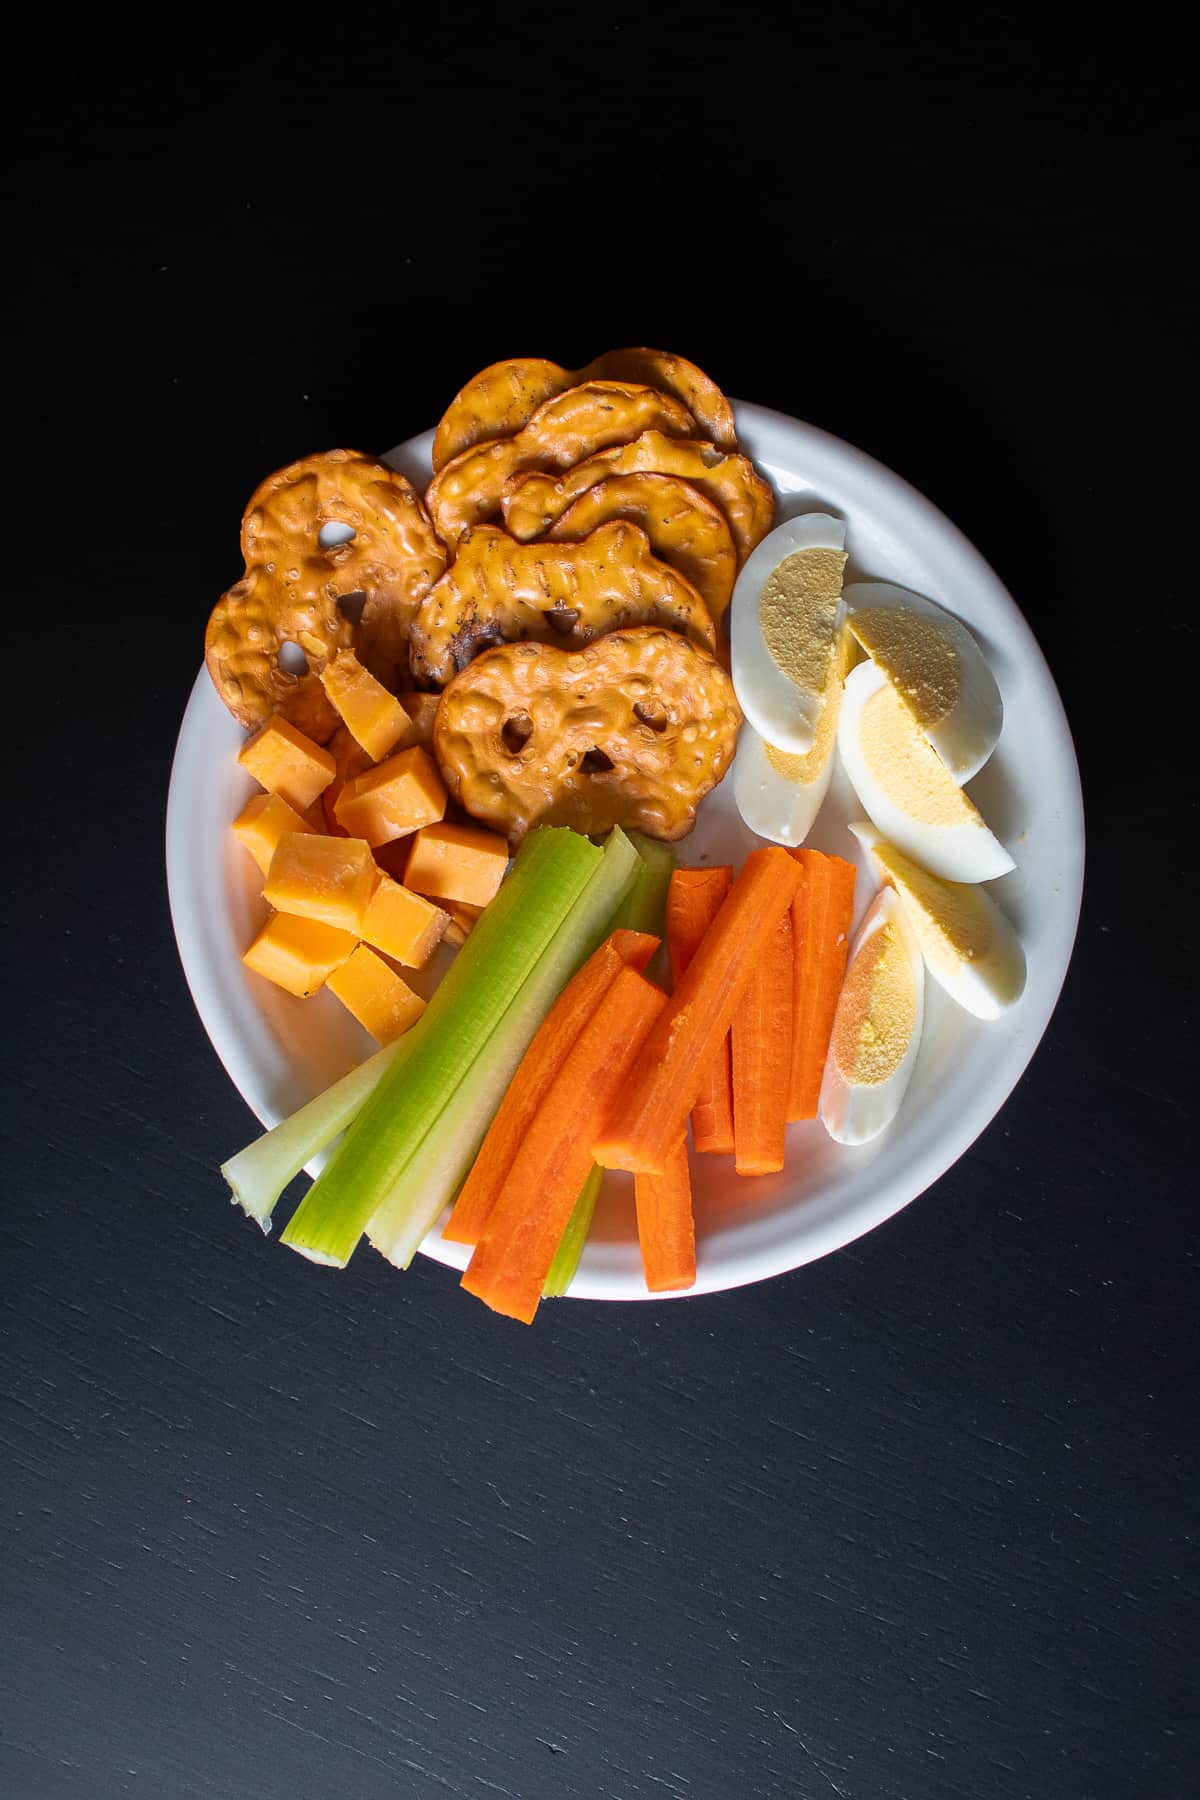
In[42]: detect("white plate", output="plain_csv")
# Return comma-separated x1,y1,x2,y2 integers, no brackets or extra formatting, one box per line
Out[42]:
167,403,1084,1302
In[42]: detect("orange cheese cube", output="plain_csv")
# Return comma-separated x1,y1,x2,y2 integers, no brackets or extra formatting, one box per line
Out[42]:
404,822,509,908
442,901,483,947
321,726,375,837
320,650,415,761
264,831,379,933
232,792,313,875
242,912,357,997
237,716,336,812
327,725,376,783
326,945,426,1044
370,839,413,881
362,875,449,968
334,746,447,847
397,691,440,746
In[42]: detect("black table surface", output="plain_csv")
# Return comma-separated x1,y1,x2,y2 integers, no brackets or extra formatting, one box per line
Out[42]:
5,24,1195,1800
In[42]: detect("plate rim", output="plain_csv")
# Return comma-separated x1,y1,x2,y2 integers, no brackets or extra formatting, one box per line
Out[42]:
167,400,1085,1302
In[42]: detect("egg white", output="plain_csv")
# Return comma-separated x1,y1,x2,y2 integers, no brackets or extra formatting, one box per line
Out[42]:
733,722,838,846
730,512,847,754
733,621,851,844
819,886,926,1145
844,581,1003,783
838,660,1015,883
848,823,1026,1020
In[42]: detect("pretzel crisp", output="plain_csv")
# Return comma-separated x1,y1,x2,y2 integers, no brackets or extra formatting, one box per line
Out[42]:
425,382,695,545
585,349,737,453
435,628,741,843
547,473,737,624
431,358,570,472
430,348,737,471
409,521,715,688
207,566,351,741
501,431,775,565
206,450,447,736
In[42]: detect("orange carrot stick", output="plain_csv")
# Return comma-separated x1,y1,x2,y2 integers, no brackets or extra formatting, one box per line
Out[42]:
731,905,794,1175
788,851,856,1121
443,928,659,1245
462,967,668,1323
594,847,803,1176
665,868,735,1155
634,1137,696,1291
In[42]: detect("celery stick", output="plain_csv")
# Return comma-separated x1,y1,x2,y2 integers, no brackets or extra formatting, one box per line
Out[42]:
367,826,640,1268
221,1037,414,1232
542,1166,602,1298
611,831,676,937
281,827,601,1266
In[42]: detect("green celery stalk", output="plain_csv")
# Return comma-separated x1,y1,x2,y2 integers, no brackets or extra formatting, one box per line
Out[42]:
280,827,601,1266
366,826,640,1268
611,831,676,937
542,1166,603,1298
221,1037,414,1231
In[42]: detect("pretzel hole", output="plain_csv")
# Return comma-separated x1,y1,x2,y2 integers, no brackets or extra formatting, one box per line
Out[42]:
580,748,614,774
501,713,533,755
337,591,367,625
633,701,668,733
319,522,357,549
546,608,580,636
277,641,309,676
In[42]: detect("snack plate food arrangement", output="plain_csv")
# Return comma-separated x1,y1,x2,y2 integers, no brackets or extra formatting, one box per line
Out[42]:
167,352,1084,1321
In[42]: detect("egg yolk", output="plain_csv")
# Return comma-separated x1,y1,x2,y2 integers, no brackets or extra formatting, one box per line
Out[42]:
874,843,996,980
759,547,846,692
831,920,916,1086
848,608,961,729
858,682,983,827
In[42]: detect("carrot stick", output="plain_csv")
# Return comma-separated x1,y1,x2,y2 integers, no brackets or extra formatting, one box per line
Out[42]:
731,906,794,1175
665,868,735,1154
634,1137,696,1291
443,928,658,1245
462,967,668,1323
788,851,856,1121
594,847,804,1176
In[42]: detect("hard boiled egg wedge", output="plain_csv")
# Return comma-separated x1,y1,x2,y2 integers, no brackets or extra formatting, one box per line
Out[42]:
731,512,847,754
734,624,853,844
845,581,1003,782
848,822,1027,1020
819,886,925,1145
838,659,1015,883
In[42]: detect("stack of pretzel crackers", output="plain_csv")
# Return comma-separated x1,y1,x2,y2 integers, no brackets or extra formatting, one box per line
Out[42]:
206,350,775,843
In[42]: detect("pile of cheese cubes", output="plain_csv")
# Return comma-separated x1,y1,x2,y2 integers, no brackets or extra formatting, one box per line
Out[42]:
232,648,510,1046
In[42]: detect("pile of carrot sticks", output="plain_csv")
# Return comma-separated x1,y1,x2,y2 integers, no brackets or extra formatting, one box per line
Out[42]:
446,847,856,1323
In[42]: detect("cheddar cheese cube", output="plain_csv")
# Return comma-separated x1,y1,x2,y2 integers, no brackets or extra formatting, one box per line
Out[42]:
326,945,426,1044
442,901,483,947
362,875,449,968
396,691,440,747
403,821,509,908
334,746,447,847
232,792,313,875
321,726,376,836
264,831,379,933
320,650,415,761
370,838,412,881
328,724,375,783
237,715,336,812
242,911,357,997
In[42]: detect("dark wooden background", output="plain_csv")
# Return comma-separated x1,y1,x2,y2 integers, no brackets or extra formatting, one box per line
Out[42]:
5,17,1195,1799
